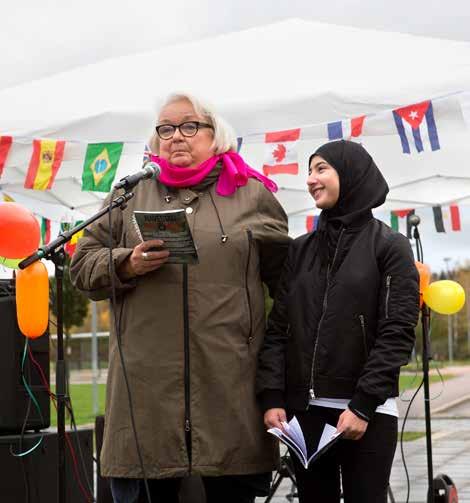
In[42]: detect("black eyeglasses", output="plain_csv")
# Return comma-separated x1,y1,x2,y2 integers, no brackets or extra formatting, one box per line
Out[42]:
155,121,214,140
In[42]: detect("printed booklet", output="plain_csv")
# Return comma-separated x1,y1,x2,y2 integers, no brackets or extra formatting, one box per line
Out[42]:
133,209,198,265
268,416,343,469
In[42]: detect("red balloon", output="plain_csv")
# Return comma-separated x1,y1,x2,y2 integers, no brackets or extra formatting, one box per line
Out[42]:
0,203,41,259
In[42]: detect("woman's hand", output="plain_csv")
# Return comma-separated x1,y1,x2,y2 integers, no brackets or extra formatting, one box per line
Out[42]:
118,240,170,279
264,408,287,430
336,409,368,440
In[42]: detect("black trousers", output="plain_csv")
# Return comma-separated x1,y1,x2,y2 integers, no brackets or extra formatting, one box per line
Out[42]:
111,472,270,503
288,406,397,503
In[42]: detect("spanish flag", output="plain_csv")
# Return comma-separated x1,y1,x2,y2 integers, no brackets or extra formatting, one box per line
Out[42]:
24,139,65,190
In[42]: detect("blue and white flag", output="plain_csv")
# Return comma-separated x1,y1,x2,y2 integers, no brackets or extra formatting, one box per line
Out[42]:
392,100,440,154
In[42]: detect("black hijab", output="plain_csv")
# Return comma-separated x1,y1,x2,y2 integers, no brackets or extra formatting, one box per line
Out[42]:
308,140,389,270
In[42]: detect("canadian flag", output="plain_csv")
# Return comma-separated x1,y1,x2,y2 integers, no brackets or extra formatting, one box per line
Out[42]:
263,128,301,176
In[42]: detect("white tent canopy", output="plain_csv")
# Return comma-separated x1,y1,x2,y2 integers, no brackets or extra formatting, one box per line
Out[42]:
1,18,470,226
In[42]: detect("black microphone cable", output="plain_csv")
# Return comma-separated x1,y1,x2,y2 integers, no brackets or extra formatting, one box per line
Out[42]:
107,189,152,503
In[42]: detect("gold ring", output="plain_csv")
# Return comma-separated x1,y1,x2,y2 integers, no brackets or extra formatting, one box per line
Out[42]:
142,252,148,260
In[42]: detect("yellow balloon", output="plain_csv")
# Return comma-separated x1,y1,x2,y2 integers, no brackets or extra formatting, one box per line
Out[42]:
423,280,466,315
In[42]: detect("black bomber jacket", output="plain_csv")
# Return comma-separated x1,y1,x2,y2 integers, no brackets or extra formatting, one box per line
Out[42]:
256,218,420,421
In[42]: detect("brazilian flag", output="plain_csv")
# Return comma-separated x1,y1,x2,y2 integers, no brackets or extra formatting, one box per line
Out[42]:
81,142,123,192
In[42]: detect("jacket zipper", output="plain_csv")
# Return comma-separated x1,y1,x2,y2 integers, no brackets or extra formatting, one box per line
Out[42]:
385,275,391,319
182,264,192,471
308,228,346,403
245,230,253,344
359,314,368,357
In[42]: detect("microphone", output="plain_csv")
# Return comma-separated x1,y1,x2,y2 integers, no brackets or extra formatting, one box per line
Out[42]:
408,214,421,227
114,161,161,190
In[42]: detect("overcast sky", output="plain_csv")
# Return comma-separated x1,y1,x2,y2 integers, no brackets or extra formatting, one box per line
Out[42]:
2,0,470,90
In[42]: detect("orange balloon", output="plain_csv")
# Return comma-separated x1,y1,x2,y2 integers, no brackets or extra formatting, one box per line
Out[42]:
415,261,431,307
0,202,41,259
16,261,49,339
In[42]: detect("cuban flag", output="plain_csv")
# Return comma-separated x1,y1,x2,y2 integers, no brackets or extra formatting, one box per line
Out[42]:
263,128,301,176
327,116,365,142
393,100,440,154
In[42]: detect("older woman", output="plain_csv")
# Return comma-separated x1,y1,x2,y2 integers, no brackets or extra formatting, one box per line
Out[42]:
70,93,290,503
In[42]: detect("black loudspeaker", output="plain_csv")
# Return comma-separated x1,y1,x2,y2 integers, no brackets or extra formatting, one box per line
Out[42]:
0,428,93,502
0,291,50,433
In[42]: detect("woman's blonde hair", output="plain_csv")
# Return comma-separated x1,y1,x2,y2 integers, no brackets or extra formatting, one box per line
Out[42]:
149,92,238,155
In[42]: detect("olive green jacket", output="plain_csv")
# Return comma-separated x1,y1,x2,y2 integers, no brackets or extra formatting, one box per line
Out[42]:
70,177,290,479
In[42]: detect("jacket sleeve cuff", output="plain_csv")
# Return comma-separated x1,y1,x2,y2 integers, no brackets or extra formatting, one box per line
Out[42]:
348,392,381,422
257,389,286,413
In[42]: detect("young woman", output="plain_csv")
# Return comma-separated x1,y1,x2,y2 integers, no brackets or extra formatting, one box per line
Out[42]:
256,140,419,502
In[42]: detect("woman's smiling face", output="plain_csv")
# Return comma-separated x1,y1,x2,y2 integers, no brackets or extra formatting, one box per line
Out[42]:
307,155,340,209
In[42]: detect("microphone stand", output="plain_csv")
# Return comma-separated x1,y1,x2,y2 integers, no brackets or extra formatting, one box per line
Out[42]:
18,189,135,503
411,218,435,503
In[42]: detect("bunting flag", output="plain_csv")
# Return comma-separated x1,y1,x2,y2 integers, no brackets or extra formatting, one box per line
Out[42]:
0,136,13,177
41,217,51,245
24,139,65,190
64,222,84,256
306,215,320,232
390,208,415,238
236,137,243,153
81,142,123,192
263,128,300,176
432,204,461,232
60,221,72,233
392,100,440,154
327,116,365,142
142,144,151,165
2,192,15,202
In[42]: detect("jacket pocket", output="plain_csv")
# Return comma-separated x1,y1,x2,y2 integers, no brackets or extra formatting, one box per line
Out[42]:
382,274,420,324
358,314,369,358
244,229,254,344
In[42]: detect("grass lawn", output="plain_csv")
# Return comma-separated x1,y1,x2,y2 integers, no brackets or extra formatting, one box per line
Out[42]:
51,373,455,427
399,373,454,392
50,383,106,427
400,431,426,442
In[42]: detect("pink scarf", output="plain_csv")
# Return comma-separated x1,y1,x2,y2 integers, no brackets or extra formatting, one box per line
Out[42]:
150,151,277,196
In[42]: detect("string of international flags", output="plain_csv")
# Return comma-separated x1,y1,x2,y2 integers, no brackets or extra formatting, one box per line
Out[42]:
0,94,463,193
0,92,466,249
305,204,462,237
